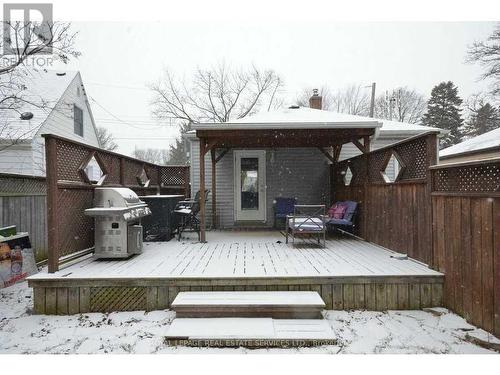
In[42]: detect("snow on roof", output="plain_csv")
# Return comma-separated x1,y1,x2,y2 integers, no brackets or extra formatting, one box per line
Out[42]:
0,69,79,141
440,127,500,158
192,106,443,135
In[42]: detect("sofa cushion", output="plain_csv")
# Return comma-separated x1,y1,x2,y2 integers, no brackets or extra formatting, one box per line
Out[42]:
326,218,353,226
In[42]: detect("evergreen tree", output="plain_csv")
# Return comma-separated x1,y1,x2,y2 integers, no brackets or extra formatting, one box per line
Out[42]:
167,122,192,165
422,81,464,148
462,102,500,138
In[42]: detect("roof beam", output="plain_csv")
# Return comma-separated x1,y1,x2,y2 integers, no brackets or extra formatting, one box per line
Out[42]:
317,147,335,163
215,148,230,163
196,128,374,140
352,136,371,154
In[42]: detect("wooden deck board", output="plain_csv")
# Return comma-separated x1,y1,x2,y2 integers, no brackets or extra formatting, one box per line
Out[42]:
29,231,441,282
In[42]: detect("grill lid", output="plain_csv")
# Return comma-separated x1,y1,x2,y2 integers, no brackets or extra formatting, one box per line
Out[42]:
85,187,151,220
94,187,142,208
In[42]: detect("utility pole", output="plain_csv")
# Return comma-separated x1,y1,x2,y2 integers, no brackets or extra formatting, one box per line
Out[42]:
369,82,376,118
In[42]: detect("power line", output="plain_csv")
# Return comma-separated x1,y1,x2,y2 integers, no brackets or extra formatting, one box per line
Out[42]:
95,119,177,127
86,82,150,91
89,96,169,130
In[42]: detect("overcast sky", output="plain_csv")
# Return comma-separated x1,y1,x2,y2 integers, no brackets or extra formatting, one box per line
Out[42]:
55,21,497,156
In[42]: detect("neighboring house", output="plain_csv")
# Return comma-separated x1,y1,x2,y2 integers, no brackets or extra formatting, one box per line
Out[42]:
0,69,100,176
439,127,500,164
186,92,444,229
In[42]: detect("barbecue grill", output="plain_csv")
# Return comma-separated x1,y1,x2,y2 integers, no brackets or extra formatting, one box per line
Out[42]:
84,188,151,259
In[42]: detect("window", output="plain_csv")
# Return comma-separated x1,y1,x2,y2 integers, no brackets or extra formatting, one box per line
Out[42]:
74,104,83,136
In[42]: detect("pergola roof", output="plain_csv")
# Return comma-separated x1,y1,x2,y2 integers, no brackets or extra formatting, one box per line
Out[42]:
193,107,387,149
193,106,383,131
196,127,376,149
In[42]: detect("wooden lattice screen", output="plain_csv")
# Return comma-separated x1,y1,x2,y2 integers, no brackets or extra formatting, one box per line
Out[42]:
0,173,46,196
333,137,500,337
432,158,500,194
44,134,190,272
332,132,438,265
430,158,500,336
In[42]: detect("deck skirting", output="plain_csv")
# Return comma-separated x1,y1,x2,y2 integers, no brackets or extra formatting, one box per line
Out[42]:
29,275,443,314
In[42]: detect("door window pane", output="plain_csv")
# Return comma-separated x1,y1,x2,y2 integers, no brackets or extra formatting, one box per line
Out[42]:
241,157,259,210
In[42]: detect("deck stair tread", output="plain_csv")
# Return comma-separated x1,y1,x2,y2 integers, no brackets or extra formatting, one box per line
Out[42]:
171,291,325,319
164,318,337,347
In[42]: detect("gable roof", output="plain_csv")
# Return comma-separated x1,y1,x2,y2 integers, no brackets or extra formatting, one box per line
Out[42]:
0,69,80,141
192,106,443,136
440,127,500,158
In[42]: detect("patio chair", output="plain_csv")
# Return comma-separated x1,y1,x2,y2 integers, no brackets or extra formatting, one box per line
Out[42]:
173,189,210,241
325,200,358,234
273,197,297,229
286,204,326,247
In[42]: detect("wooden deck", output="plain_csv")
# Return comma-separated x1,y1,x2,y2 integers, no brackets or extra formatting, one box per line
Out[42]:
28,231,444,315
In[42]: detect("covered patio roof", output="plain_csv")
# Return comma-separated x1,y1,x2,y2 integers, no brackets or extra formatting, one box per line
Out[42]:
193,106,383,149
194,107,386,242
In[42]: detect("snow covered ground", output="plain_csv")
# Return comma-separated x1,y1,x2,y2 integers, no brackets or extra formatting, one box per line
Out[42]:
1,282,498,354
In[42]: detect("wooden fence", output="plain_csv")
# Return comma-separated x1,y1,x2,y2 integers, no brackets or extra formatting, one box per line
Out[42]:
431,158,500,337
43,134,190,273
0,173,47,261
332,132,438,265
332,135,500,337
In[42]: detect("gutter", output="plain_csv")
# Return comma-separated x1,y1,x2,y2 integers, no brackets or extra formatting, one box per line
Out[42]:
192,121,383,130
440,144,500,160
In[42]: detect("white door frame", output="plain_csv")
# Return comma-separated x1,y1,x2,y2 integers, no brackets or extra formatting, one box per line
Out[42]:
234,150,266,222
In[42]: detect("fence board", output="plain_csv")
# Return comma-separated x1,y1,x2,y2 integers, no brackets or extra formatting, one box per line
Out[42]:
334,140,499,337
40,134,189,272
0,174,48,260
430,159,500,337
332,133,436,265
493,199,500,336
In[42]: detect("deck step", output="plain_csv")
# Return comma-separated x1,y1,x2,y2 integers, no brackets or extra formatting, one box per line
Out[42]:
171,291,325,319
164,318,337,348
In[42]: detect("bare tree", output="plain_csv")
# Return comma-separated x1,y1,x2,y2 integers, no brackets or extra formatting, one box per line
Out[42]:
131,148,170,165
149,62,284,123
1,21,80,76
337,85,371,115
295,84,370,115
374,87,427,123
467,23,500,97
1,20,80,152
96,127,118,151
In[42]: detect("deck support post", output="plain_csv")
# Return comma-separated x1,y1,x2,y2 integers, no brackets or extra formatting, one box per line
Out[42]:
46,136,59,273
426,133,438,268
210,148,217,229
362,136,371,239
199,138,207,242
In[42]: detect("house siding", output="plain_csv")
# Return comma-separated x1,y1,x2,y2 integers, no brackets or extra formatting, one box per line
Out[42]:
189,137,403,228
1,73,99,177
32,73,99,176
0,145,35,175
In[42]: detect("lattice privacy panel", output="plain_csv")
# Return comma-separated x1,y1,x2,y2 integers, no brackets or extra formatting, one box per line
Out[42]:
90,287,147,312
393,136,428,180
45,135,190,271
160,166,190,186
98,151,121,185
0,175,46,195
433,162,500,193
56,189,94,257
333,134,432,185
56,139,92,182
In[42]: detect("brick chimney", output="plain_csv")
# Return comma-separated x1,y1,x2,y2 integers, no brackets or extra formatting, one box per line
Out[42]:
309,88,322,110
